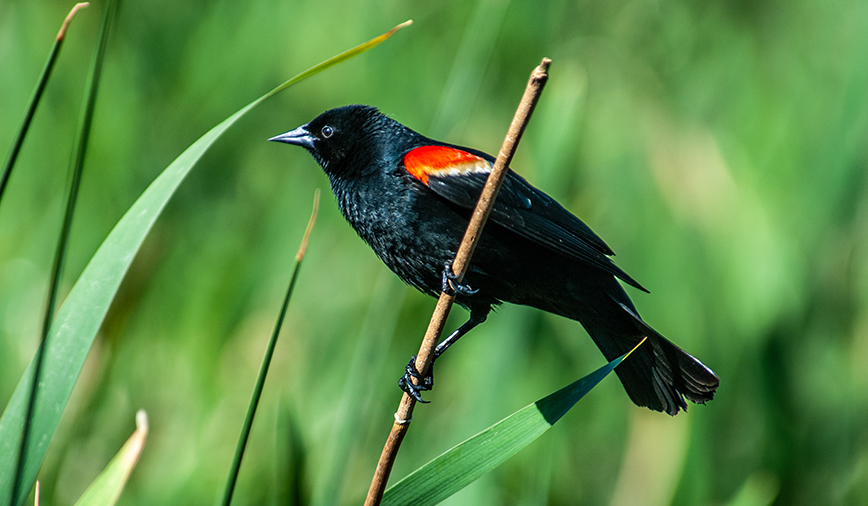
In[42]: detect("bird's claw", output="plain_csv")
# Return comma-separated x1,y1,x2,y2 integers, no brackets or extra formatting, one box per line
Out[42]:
441,260,479,296
398,355,434,403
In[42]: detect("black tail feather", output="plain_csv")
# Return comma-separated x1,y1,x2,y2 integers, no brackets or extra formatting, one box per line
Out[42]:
578,296,719,416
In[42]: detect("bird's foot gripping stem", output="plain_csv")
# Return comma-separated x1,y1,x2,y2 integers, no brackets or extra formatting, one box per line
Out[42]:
441,260,478,297
398,355,434,403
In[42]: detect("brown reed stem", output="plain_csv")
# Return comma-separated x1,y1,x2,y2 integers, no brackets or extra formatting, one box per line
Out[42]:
363,57,552,506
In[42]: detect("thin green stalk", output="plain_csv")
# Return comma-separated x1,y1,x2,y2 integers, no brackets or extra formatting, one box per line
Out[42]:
0,2,89,210
220,191,319,506
10,2,116,505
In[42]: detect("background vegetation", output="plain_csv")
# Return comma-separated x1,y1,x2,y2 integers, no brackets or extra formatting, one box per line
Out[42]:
2,0,867,504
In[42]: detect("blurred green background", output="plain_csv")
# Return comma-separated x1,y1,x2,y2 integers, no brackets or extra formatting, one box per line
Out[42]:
2,0,867,504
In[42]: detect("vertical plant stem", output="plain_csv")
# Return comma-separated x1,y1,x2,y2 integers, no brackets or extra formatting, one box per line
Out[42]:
221,191,319,506
9,2,115,505
0,2,89,211
363,57,552,506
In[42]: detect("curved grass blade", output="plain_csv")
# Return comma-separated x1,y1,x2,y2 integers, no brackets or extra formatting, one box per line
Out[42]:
381,340,645,506
220,191,319,506
0,3,90,209
73,410,148,506
0,20,412,506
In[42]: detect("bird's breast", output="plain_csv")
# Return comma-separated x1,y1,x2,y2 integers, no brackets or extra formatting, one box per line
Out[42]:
332,176,464,296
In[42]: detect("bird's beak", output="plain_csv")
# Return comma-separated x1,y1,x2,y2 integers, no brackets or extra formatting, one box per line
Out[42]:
268,124,316,149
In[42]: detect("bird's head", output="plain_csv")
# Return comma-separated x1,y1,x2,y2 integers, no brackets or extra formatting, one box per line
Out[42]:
270,105,407,179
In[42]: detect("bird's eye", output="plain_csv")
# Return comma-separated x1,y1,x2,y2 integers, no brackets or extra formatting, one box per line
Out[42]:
321,125,334,138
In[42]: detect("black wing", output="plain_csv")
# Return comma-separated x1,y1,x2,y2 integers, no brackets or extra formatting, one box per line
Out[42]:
403,144,647,292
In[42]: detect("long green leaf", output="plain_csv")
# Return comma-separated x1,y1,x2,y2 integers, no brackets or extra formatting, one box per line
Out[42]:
381,344,639,506
0,20,412,506
73,411,148,506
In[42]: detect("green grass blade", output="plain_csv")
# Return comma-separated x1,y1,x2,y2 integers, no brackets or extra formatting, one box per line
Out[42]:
262,20,412,101
381,345,639,506
0,3,90,210
220,191,319,506
0,20,412,506
73,411,148,506
10,1,115,504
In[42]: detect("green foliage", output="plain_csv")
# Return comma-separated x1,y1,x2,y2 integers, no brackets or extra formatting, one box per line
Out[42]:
0,14,407,505
383,351,628,506
2,0,868,505
5,2,117,504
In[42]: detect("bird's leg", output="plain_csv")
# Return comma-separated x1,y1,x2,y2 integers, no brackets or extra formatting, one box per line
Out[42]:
441,260,479,297
398,309,488,403
434,310,487,358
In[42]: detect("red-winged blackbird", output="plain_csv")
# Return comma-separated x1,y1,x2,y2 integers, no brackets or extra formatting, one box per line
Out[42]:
270,104,718,415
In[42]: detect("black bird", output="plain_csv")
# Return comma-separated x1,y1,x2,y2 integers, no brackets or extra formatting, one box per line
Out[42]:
270,105,718,415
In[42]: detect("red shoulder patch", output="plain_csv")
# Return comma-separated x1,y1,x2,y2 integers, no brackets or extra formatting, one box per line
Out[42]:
403,145,491,185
